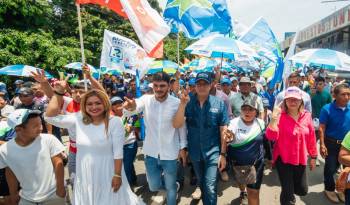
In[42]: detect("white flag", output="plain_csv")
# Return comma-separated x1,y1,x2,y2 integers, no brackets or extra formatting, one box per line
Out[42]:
120,0,170,57
100,30,153,77
283,32,299,89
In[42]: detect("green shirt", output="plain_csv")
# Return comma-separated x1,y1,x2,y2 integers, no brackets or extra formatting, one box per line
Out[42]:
311,90,332,118
341,131,350,150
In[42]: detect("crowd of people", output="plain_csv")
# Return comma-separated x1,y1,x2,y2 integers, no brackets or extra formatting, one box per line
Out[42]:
0,65,348,205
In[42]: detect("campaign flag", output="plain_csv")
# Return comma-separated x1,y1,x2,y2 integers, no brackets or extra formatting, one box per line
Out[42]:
163,0,232,39
282,32,299,89
76,0,170,58
76,0,127,18
239,17,284,88
119,0,170,58
100,30,153,78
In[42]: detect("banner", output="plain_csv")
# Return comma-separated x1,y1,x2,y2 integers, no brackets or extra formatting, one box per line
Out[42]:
100,30,152,77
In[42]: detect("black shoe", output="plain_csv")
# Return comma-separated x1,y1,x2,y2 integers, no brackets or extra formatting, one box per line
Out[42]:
239,192,248,205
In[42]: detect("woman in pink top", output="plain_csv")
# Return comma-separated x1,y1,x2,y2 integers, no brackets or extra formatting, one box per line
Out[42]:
266,86,317,205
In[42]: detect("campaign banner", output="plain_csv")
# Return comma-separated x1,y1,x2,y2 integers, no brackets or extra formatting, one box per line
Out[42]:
100,29,153,77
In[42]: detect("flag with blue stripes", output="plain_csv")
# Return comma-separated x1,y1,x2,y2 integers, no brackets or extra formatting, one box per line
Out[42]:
239,17,284,88
163,0,232,39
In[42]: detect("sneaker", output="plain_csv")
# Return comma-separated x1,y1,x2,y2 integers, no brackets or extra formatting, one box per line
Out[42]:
191,187,202,200
220,171,229,182
239,191,248,205
151,191,166,205
337,192,345,202
324,190,340,203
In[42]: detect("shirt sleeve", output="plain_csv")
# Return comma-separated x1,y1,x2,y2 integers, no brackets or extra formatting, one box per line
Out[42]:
219,101,229,126
0,148,7,169
306,116,318,158
177,124,187,149
265,126,279,141
47,134,65,157
110,117,125,159
319,105,329,125
123,95,146,117
342,131,350,150
44,113,77,129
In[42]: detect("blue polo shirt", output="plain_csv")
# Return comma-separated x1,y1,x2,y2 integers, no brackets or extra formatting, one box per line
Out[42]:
319,101,350,140
185,95,229,162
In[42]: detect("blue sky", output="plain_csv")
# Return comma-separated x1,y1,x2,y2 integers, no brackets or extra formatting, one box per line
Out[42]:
158,0,350,41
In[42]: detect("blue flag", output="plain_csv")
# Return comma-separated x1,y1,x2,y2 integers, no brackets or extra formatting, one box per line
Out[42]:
239,17,284,88
163,0,232,39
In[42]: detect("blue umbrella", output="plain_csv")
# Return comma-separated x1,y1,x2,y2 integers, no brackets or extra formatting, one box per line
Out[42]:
185,35,258,60
188,58,218,72
290,49,350,72
0,65,53,78
64,62,98,73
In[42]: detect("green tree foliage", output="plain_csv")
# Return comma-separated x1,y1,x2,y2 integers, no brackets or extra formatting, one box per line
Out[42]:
0,0,189,76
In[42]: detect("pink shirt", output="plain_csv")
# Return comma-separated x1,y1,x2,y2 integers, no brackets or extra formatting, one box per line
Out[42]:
266,110,317,166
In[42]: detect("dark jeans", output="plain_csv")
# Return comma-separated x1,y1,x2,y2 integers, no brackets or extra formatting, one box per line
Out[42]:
324,139,341,192
275,157,308,205
346,189,350,205
123,141,138,186
192,154,219,205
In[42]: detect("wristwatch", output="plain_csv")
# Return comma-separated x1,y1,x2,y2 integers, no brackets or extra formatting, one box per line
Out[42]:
220,152,227,157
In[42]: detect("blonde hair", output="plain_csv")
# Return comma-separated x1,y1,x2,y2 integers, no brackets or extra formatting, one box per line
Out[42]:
80,89,111,134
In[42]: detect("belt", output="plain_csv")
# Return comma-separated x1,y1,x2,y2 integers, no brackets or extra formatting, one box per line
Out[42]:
325,137,342,144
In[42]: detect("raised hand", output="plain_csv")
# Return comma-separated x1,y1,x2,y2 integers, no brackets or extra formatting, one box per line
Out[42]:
54,80,69,94
180,89,190,105
82,64,91,78
31,69,48,83
272,101,283,120
223,128,234,143
123,97,137,111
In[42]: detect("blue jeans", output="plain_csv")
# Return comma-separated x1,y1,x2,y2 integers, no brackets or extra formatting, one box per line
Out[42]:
144,155,177,205
324,140,341,191
123,141,138,186
346,189,350,205
191,154,219,205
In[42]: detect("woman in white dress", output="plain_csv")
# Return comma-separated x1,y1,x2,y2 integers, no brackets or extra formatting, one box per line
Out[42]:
45,87,144,205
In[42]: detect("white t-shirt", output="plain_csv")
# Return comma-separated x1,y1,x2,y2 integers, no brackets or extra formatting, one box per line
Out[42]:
228,117,265,146
0,134,65,202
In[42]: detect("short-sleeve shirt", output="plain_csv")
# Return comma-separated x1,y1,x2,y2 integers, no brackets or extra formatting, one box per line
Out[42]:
311,90,332,118
341,131,350,150
185,95,229,161
319,101,350,140
0,134,64,202
230,92,264,118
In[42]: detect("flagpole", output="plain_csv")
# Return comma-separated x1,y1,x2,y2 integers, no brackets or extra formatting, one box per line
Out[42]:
76,3,88,91
177,32,180,65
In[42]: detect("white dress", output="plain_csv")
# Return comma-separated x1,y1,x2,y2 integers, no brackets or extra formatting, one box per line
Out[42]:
45,113,144,205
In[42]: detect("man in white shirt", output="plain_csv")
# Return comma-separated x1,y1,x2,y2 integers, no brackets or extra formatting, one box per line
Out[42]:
274,72,312,113
0,109,65,205
123,72,187,205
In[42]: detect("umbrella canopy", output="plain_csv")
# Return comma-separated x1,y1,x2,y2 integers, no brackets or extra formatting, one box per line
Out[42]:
187,58,219,72
147,60,179,74
289,49,350,72
64,62,98,73
0,65,53,78
185,35,259,60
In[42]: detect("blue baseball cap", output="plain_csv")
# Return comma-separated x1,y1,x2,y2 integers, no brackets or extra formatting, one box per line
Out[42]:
110,96,124,105
188,78,196,86
220,78,232,85
195,72,212,84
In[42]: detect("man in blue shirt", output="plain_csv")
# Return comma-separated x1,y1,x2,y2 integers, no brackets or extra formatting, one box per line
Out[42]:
172,72,229,205
319,83,350,203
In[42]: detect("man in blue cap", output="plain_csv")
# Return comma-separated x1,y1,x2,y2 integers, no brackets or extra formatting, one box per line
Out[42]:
173,72,230,205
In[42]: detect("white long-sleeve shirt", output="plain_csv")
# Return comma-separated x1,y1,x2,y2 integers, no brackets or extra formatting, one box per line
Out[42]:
124,94,187,160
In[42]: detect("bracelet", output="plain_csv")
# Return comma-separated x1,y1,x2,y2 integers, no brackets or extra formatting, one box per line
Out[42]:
220,152,227,157
54,90,65,96
113,174,122,178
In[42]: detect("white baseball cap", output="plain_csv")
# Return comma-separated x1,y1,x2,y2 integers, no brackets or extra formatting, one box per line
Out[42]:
7,109,41,128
